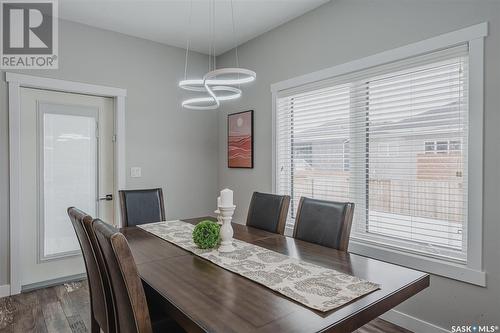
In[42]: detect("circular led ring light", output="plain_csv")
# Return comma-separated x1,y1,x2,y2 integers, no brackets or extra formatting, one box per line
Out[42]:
182,86,242,110
178,79,206,92
204,68,256,85
179,68,256,110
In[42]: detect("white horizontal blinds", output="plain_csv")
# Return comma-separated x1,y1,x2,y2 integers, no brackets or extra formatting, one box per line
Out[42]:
357,44,469,262
276,84,354,220
276,44,469,262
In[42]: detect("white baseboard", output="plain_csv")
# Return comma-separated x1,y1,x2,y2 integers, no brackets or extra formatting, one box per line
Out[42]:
381,309,450,333
0,284,11,298
21,273,86,293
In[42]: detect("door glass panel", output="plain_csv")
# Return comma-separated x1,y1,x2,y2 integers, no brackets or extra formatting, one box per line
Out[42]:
42,106,97,258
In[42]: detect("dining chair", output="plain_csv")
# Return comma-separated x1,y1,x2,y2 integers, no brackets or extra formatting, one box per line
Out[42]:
67,207,115,333
93,219,180,333
293,197,355,251
119,188,166,226
246,192,290,234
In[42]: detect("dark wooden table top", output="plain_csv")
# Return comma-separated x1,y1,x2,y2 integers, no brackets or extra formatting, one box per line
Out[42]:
122,217,429,333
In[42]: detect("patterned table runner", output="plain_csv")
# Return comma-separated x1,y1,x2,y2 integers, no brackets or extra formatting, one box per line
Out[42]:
138,220,379,312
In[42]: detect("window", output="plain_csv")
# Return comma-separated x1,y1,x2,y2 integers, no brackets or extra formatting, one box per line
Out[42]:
424,140,462,154
40,105,98,259
277,46,469,261
436,141,449,154
273,23,487,286
424,141,436,153
449,140,462,152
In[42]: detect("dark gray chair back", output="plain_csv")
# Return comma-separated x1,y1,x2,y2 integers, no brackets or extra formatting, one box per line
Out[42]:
67,207,115,333
119,188,165,227
293,197,354,251
246,192,290,234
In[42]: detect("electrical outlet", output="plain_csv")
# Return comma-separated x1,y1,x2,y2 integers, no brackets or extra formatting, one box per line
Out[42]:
130,167,142,178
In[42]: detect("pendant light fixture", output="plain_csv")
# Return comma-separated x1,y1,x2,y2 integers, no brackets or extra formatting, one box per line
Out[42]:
179,0,256,110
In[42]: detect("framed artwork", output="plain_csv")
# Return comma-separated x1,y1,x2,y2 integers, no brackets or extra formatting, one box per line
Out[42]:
228,110,254,168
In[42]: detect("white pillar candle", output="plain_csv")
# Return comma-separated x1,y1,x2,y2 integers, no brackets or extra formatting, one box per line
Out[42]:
217,196,221,208
220,188,233,207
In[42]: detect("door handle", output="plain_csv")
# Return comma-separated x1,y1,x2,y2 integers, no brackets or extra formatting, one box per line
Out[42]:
99,194,113,201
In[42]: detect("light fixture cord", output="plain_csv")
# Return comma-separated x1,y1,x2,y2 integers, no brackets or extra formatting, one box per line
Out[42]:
230,0,240,85
207,0,211,71
184,0,193,80
213,0,216,70
208,0,215,72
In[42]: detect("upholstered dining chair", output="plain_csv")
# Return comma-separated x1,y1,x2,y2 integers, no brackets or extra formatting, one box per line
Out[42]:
93,219,181,333
293,197,355,251
119,188,166,226
246,192,290,234
67,207,115,333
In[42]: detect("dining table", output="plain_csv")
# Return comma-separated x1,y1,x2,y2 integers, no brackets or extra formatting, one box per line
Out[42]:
121,216,429,333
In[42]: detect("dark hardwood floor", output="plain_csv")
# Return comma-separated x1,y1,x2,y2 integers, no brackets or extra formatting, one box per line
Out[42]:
0,280,412,333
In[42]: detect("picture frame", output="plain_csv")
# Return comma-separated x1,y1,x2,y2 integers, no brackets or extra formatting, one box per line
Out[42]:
227,110,254,168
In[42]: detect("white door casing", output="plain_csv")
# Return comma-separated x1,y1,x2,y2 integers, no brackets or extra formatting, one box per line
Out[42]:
7,73,127,295
20,89,114,288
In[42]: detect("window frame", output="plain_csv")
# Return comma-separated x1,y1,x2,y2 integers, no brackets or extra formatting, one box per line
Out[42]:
271,23,487,286
342,139,350,171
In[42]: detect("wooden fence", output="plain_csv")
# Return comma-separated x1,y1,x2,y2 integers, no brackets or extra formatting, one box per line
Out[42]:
293,170,464,224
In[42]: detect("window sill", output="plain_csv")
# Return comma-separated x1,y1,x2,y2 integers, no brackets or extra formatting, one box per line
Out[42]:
348,238,486,287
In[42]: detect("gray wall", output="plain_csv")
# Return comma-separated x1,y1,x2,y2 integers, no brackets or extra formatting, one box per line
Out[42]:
0,20,219,286
217,0,500,329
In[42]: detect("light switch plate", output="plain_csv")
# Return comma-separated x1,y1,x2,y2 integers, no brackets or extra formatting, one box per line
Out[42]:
130,167,142,178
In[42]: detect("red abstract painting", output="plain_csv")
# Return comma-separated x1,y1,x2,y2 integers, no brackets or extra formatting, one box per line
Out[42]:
228,110,253,168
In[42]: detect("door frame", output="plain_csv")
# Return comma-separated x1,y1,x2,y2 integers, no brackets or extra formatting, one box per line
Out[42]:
7,72,127,295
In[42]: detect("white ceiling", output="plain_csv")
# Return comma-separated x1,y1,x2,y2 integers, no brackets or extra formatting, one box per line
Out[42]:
59,0,329,56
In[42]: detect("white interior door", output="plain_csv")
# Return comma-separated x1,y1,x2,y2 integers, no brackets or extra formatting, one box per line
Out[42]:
19,88,114,289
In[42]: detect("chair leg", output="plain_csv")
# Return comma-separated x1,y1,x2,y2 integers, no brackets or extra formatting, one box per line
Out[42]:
91,316,101,333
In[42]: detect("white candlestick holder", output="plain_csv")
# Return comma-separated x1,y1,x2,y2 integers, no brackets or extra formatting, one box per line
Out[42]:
218,205,236,253
214,209,222,225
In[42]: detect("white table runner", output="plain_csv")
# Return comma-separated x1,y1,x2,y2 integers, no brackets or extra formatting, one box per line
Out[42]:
138,220,379,312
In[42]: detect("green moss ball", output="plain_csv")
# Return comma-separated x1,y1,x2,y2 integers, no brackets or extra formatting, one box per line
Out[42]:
192,220,220,249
